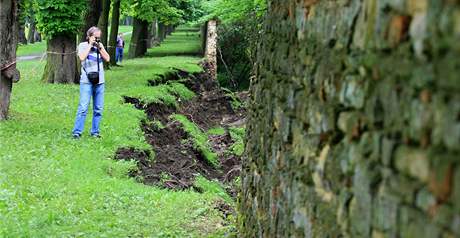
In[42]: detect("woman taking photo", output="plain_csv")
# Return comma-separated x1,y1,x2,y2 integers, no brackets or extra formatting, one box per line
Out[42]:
72,26,110,139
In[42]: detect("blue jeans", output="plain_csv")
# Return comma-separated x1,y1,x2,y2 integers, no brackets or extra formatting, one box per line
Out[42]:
116,47,124,63
72,83,104,136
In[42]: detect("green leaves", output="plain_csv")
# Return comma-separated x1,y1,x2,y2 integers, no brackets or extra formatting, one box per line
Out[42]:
36,0,86,38
127,0,182,24
199,0,267,23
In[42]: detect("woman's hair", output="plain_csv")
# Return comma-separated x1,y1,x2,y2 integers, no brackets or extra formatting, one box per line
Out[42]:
86,26,101,40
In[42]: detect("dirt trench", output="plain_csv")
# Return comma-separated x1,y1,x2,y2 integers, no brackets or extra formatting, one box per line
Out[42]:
115,62,247,196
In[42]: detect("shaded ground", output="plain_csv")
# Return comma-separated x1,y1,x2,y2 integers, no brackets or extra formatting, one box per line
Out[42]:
115,63,246,196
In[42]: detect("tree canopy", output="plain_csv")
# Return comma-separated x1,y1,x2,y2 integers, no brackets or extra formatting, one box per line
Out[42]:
35,0,86,38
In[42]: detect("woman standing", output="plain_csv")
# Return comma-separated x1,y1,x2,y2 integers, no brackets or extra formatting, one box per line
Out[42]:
115,33,125,64
72,26,110,139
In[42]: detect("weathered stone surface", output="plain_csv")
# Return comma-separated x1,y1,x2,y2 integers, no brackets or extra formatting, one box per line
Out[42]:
394,146,430,182
240,0,460,237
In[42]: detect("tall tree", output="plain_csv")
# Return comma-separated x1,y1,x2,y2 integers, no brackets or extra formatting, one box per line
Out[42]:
17,0,27,44
0,0,20,120
127,0,181,58
158,21,166,43
98,0,110,69
98,0,110,47
25,0,39,44
108,0,121,66
146,19,157,48
80,0,102,42
128,17,148,58
37,0,86,84
27,11,36,43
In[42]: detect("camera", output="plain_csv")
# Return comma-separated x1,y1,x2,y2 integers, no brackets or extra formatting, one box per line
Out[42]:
92,37,101,48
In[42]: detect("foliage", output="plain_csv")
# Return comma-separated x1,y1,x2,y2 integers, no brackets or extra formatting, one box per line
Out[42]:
200,0,266,23
35,0,87,38
199,0,267,90
126,0,182,24
170,0,205,23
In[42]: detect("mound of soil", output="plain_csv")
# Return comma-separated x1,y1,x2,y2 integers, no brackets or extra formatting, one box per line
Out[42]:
117,62,246,196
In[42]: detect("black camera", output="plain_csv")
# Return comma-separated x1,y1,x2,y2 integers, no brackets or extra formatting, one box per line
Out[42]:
92,37,101,48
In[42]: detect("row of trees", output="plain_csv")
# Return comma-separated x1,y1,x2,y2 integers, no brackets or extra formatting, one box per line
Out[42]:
38,0,203,84
17,0,41,44
0,0,205,120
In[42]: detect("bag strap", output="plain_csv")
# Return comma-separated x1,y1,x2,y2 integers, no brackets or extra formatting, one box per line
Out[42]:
96,47,100,73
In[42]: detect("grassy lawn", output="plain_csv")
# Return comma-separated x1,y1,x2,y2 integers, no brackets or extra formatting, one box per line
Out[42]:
147,31,202,57
17,25,133,57
0,30,233,237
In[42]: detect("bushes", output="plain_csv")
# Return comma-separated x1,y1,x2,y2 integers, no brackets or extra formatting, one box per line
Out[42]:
200,0,267,90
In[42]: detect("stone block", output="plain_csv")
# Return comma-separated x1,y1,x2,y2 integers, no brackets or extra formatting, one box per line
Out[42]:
394,146,430,182
350,163,373,237
338,111,361,138
372,192,399,235
339,75,367,109
400,206,442,238
415,187,436,212
381,137,395,166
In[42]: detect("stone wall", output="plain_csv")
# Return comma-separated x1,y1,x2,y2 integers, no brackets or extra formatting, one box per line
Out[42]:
240,0,460,237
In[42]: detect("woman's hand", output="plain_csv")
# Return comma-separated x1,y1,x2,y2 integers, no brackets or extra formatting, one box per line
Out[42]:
98,43,111,62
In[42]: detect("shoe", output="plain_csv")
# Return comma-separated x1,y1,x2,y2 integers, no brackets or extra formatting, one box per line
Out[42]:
72,134,81,139
91,134,101,138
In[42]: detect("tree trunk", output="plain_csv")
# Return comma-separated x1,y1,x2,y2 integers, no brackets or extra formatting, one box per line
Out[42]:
158,22,166,43
204,20,217,80
42,35,78,84
27,16,36,44
18,23,26,44
16,0,26,45
98,0,110,69
80,0,102,42
0,0,20,120
34,30,41,42
108,0,120,66
97,0,110,47
128,18,148,58
166,25,173,35
146,20,157,48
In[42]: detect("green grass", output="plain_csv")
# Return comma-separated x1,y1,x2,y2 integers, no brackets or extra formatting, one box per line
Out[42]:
207,127,226,136
147,31,202,57
1,30,232,237
17,26,133,57
228,127,246,156
170,114,219,167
